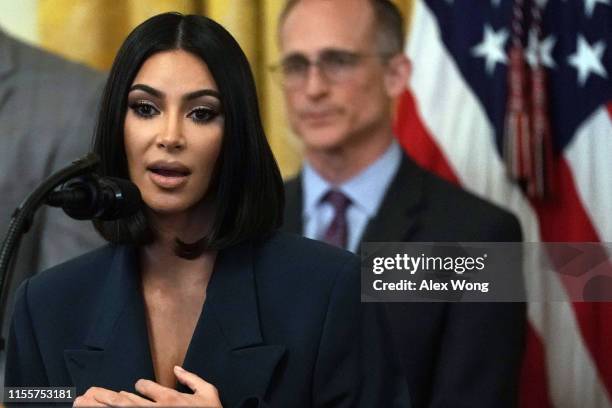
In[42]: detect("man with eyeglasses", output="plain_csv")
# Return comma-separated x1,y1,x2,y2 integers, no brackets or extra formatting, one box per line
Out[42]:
277,0,525,407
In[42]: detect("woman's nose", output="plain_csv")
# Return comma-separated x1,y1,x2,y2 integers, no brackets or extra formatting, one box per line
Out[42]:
156,114,185,150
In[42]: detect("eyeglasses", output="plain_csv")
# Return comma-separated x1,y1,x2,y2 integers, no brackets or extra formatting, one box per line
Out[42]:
270,49,386,89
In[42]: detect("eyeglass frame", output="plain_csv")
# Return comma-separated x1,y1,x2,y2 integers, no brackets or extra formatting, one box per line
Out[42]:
269,48,394,89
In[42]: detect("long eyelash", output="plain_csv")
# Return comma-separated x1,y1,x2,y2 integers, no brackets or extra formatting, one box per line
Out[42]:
188,107,220,124
128,100,159,119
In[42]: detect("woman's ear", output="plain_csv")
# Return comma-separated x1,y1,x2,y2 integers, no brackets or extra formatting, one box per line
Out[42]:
384,54,412,98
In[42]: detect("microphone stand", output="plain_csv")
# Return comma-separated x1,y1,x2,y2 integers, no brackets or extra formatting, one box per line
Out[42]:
0,153,100,351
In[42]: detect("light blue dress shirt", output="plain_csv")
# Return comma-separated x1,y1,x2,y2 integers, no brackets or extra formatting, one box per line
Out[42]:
302,141,402,253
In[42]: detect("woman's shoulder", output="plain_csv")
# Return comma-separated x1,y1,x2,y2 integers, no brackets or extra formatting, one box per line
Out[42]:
257,231,358,266
253,231,360,285
24,244,118,302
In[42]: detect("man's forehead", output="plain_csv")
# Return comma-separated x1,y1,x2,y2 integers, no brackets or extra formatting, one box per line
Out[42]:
280,0,375,53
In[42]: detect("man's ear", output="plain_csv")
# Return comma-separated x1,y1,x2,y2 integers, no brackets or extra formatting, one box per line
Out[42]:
384,54,411,97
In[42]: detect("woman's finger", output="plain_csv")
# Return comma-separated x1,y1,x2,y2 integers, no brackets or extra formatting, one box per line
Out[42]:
135,378,176,402
73,395,105,407
173,365,218,396
118,390,154,406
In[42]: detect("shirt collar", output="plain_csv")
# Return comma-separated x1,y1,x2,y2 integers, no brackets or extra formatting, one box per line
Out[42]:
302,140,402,217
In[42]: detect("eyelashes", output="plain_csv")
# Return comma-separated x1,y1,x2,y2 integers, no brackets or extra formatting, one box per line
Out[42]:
129,101,159,119
128,101,221,125
187,107,220,124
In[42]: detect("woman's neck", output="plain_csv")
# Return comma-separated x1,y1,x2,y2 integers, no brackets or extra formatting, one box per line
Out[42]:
140,200,216,286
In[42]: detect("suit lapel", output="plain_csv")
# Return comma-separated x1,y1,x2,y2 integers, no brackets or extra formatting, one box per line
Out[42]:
64,243,286,404
64,245,155,395
360,154,424,243
175,242,285,406
282,176,303,234
182,241,285,407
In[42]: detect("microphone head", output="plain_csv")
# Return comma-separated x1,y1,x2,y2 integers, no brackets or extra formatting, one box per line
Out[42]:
96,177,143,221
60,176,142,221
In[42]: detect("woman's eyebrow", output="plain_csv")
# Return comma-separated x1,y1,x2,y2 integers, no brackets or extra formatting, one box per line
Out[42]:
183,89,221,101
129,84,220,102
129,84,163,97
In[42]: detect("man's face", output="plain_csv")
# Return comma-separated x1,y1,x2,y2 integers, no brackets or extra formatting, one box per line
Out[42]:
279,0,395,153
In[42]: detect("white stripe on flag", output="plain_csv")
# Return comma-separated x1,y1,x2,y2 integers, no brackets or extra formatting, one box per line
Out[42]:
405,1,612,406
565,106,612,243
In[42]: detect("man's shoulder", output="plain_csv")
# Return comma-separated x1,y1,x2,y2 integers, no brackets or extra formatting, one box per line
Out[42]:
416,167,522,241
6,34,104,87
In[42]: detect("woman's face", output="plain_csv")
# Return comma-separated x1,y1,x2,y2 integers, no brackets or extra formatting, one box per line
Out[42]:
124,50,224,216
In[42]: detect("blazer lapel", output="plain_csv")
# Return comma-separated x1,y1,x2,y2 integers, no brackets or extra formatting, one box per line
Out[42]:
181,242,286,407
360,154,424,243
64,245,155,395
282,176,303,234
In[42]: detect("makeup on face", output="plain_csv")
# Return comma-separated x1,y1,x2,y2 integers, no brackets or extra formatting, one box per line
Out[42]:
123,50,225,217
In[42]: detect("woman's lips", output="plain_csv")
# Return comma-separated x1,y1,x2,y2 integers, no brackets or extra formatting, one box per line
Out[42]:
148,169,189,189
146,161,191,189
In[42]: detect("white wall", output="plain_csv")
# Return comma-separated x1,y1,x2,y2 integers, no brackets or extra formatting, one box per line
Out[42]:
0,0,39,45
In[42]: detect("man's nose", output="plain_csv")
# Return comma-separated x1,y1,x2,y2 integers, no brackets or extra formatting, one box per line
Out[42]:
304,64,330,98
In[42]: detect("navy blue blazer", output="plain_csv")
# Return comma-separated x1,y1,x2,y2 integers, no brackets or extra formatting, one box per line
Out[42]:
5,232,410,407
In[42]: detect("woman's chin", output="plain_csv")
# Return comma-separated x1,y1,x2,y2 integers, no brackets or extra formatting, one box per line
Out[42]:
144,200,194,216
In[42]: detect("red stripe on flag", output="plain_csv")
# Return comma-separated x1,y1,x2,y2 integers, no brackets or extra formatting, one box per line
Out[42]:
394,90,459,185
532,157,601,242
607,101,612,119
519,325,553,408
531,157,612,401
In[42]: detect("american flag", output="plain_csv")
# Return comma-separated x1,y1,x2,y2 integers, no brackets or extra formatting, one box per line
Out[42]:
395,0,612,406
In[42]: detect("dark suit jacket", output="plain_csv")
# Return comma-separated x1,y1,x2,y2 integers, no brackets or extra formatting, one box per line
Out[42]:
283,154,526,408
6,232,410,407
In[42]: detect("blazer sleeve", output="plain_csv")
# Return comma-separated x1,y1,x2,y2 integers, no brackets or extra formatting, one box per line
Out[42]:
4,279,49,387
312,256,411,408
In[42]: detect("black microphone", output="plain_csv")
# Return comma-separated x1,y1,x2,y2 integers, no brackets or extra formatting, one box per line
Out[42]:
46,176,142,220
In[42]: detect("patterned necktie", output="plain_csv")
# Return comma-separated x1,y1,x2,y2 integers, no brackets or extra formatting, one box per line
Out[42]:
321,190,351,249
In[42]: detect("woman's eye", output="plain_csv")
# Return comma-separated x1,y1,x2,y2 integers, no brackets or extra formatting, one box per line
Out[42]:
129,102,159,118
188,107,219,124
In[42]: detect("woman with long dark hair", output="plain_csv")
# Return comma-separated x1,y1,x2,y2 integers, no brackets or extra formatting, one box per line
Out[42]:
5,13,408,407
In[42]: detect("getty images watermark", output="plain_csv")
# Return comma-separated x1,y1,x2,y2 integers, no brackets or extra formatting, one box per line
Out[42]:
361,242,612,302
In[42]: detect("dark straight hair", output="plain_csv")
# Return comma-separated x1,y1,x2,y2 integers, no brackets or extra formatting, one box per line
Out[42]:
92,12,284,258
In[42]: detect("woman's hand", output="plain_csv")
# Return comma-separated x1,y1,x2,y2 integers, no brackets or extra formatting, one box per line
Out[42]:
73,366,223,407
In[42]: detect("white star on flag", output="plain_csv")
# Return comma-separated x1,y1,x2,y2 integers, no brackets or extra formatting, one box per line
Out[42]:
526,30,557,68
567,34,608,86
584,0,610,17
491,0,501,7
471,24,509,75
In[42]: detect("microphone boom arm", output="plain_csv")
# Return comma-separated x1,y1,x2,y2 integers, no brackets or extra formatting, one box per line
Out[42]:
0,153,100,351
